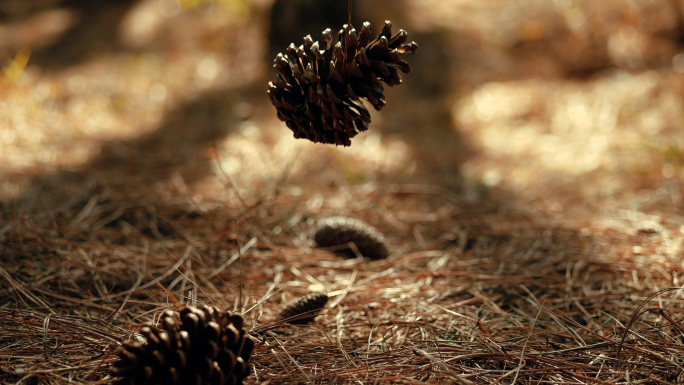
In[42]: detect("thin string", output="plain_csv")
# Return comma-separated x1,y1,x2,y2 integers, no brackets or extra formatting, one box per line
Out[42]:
343,0,352,67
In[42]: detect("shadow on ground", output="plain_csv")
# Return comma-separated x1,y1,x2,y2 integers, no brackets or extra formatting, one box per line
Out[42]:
1,0,142,69
1,86,263,218
1,0,481,224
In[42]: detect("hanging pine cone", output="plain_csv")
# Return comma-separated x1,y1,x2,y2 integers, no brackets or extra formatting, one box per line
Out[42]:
110,305,254,385
314,216,389,259
279,293,329,324
268,20,418,146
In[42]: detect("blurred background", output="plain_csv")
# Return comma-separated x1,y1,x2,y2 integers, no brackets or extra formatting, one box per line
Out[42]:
1,0,684,220
3,3,684,383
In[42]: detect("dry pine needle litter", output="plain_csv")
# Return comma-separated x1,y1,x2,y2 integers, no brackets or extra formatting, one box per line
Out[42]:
268,19,418,146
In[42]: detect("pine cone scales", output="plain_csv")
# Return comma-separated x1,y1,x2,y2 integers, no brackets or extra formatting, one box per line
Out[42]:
268,20,418,146
314,216,389,259
110,306,254,385
279,293,329,324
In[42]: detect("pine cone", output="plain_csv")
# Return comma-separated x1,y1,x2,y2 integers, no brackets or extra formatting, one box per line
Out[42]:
314,216,389,259
279,293,329,324
110,305,254,385
268,20,418,146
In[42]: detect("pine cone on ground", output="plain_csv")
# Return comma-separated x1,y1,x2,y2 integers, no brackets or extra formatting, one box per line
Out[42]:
314,216,389,259
279,293,329,324
268,20,418,146
110,305,254,385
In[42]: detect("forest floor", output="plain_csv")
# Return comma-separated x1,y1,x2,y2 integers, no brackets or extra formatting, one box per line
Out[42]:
2,0,684,383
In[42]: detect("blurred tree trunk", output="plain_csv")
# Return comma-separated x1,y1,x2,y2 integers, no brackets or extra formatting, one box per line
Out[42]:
268,0,357,61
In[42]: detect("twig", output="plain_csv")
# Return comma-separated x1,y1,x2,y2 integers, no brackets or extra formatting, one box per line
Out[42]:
42,313,51,361
207,237,257,279
508,299,545,384
236,218,243,312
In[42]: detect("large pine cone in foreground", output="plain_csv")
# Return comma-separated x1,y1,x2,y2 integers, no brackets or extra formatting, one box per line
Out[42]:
268,20,418,146
110,305,254,385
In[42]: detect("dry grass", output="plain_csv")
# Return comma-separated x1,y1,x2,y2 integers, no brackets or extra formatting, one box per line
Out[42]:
3,0,684,384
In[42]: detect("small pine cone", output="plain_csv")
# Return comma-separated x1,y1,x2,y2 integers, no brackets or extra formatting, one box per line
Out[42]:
314,216,389,259
110,305,254,385
268,20,418,146
279,293,329,324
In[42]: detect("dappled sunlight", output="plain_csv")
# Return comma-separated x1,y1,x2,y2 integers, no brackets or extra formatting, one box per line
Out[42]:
0,0,268,203
210,118,416,203
454,70,684,203
3,1,684,384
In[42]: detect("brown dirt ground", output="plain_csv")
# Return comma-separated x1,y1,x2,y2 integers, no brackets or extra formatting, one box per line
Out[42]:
2,0,684,383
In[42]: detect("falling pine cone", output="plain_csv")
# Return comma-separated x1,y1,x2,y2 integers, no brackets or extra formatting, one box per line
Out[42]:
279,293,329,324
110,305,254,385
314,216,389,259
268,20,418,146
